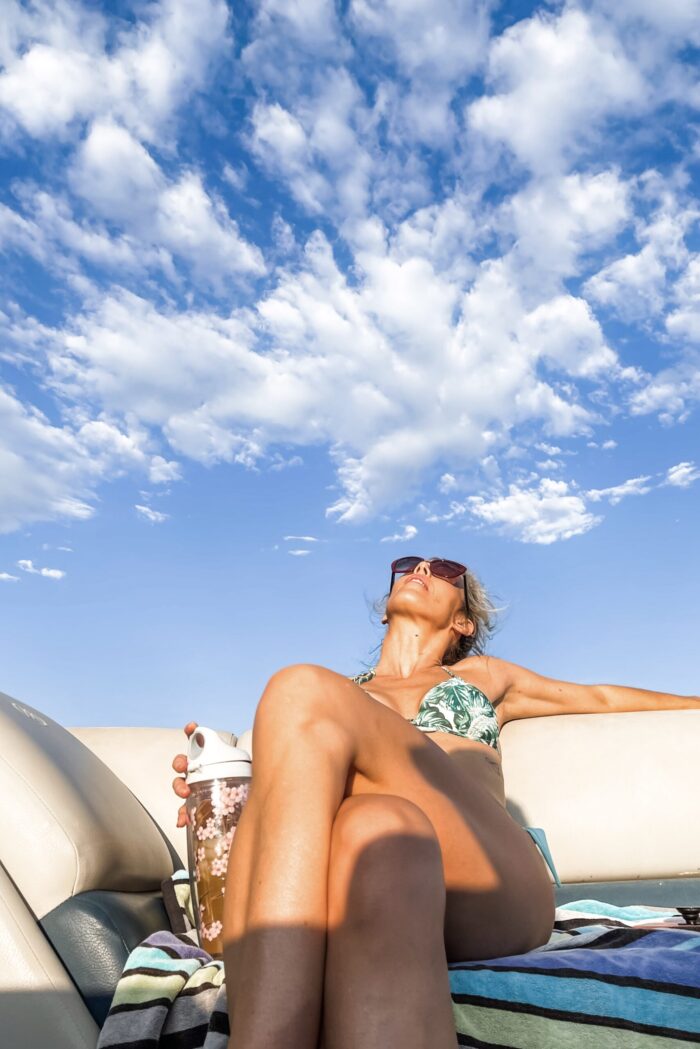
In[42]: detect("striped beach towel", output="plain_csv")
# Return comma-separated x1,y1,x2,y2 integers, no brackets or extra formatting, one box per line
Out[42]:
97,877,700,1049
451,902,700,1047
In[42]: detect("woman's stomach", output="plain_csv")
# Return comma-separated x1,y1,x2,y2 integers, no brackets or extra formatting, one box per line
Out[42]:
426,731,506,807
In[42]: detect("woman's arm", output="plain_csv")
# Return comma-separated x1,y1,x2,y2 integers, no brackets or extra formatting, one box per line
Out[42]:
490,657,699,723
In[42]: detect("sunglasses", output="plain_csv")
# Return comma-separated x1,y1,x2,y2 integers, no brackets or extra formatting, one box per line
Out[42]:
389,556,470,620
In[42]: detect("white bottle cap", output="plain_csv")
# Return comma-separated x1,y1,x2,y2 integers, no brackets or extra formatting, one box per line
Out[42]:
186,726,252,785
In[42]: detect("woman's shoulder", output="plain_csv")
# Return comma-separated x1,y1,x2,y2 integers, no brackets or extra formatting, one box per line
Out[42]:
448,654,515,703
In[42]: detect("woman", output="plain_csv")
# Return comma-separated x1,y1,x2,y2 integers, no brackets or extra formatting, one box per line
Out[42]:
171,556,697,1049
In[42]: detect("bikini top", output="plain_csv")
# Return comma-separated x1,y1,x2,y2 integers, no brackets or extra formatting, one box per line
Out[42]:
350,665,500,752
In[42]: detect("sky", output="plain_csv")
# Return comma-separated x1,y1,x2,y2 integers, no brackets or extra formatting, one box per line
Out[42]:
1,0,699,736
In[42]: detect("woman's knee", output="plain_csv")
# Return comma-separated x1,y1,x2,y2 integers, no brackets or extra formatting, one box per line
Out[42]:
255,662,349,733
327,795,445,926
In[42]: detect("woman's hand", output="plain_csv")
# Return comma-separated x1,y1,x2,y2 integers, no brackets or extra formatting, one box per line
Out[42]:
172,721,198,827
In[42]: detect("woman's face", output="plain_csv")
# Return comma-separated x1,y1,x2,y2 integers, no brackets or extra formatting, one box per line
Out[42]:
386,559,467,628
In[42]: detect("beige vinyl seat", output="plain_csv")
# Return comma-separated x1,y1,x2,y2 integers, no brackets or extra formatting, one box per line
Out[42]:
0,690,238,1048
1,686,698,1049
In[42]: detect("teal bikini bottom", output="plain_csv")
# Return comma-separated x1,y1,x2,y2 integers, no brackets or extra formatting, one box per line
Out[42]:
524,827,561,887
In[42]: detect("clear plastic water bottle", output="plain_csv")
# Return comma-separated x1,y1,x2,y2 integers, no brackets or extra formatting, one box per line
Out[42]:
185,727,252,958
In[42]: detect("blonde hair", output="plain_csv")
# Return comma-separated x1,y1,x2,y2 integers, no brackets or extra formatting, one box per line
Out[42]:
373,564,499,664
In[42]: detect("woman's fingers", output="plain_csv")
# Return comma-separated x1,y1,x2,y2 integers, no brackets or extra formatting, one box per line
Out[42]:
172,753,188,774
172,722,197,825
172,775,190,798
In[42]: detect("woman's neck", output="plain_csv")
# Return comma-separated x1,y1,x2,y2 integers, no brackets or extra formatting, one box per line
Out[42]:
373,619,453,679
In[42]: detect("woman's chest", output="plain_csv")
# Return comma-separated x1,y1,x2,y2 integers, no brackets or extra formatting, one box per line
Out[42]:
359,668,503,727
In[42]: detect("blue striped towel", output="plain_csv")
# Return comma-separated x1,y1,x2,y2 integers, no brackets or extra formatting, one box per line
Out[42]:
97,876,700,1049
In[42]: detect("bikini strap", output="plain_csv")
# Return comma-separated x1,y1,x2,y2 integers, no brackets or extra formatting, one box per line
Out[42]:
441,665,459,679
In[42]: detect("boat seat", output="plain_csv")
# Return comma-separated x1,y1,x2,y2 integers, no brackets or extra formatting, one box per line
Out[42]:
0,691,179,1028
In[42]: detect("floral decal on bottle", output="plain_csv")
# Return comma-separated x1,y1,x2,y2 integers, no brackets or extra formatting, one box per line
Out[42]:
187,777,251,957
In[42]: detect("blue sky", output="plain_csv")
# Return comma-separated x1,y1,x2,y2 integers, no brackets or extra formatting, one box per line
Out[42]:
1,0,699,734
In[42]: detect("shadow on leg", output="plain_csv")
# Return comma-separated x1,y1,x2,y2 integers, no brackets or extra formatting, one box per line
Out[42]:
320,794,458,1049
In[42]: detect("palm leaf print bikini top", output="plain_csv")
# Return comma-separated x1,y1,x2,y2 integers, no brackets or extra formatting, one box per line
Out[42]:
350,665,500,752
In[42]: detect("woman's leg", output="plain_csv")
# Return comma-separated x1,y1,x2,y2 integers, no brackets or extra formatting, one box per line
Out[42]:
321,794,457,1049
222,666,354,1049
224,791,457,1049
222,663,553,1048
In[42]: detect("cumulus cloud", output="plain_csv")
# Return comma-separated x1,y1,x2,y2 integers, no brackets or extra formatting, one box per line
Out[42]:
664,461,700,487
628,360,700,424
349,0,490,148
0,384,95,533
438,473,458,494
467,8,646,174
149,456,181,484
0,0,230,142
585,179,696,321
380,524,418,543
0,0,698,545
17,559,65,579
20,210,629,526
468,478,601,545
586,475,653,505
69,122,264,286
0,371,184,533
0,572,19,582
135,504,169,523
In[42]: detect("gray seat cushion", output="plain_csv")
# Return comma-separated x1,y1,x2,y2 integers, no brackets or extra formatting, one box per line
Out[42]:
41,889,171,1026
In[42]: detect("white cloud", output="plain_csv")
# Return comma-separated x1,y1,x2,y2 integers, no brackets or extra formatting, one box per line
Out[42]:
0,384,96,533
585,179,696,321
288,548,312,556
628,361,700,424
135,504,169,523
0,373,179,534
0,0,230,142
507,170,631,280
350,0,488,80
586,475,653,505
249,69,371,220
666,256,700,343
0,188,168,276
13,216,635,529
349,0,490,148
0,572,19,582
664,461,700,487
518,295,617,378
468,8,646,174
284,535,319,542
17,559,65,579
2,2,698,543
438,473,457,494
468,478,601,544
380,524,418,543
70,122,264,286
149,455,181,483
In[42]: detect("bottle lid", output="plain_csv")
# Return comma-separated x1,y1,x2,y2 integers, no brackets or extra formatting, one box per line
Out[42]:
186,726,252,784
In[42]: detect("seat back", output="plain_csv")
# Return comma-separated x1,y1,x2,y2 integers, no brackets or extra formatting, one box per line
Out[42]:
0,690,179,1029
501,709,700,885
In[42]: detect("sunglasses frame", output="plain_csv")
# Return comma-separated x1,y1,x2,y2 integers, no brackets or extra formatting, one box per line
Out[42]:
389,556,471,622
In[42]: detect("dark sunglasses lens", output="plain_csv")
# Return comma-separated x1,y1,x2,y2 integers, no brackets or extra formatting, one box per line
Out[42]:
392,556,422,573
430,559,466,579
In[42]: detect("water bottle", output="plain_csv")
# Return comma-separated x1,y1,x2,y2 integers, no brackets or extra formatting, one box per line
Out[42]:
185,727,252,958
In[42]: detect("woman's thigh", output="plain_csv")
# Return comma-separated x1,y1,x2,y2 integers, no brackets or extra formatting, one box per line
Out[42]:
259,665,556,961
